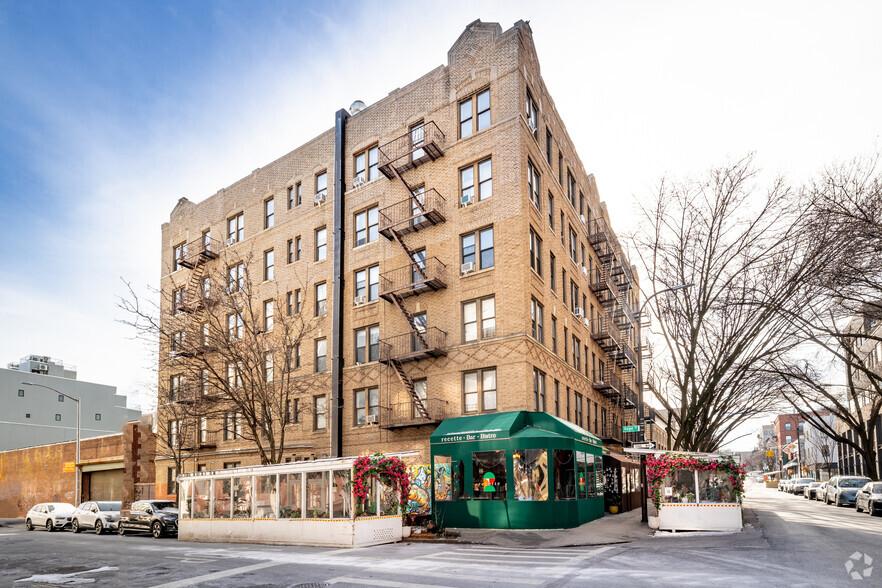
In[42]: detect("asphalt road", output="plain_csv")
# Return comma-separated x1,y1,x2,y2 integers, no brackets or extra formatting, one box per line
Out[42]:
1,481,879,587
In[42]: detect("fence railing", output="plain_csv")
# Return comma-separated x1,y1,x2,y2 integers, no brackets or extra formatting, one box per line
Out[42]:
379,398,451,429
379,257,447,299
378,189,447,237
377,121,446,177
379,327,447,363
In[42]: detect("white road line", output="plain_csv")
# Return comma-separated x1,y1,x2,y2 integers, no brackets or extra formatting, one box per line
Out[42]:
568,545,616,563
327,577,450,588
362,568,543,585
438,551,571,560
150,561,283,588
463,546,582,554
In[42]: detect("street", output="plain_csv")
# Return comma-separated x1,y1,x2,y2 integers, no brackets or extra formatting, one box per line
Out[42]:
1,481,880,587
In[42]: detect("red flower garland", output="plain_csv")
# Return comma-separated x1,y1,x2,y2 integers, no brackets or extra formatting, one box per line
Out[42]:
352,453,411,516
645,453,747,510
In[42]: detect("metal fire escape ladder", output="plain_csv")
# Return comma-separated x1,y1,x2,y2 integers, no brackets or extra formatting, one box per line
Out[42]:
389,358,429,419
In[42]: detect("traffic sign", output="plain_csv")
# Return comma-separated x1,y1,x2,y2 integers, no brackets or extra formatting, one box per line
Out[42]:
632,442,656,449
622,425,640,433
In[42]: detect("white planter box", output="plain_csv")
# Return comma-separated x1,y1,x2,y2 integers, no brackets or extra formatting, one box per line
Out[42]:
179,515,403,547
656,504,742,532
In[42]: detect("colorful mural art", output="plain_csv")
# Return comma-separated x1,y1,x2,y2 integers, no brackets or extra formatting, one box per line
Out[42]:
407,464,431,516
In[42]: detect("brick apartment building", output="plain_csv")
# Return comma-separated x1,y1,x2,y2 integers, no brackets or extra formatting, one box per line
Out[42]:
155,19,642,497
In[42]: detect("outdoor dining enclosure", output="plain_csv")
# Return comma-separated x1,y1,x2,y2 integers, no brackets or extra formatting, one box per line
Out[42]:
177,456,408,547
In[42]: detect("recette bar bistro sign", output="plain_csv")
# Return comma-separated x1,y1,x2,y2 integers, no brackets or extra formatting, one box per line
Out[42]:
436,428,506,444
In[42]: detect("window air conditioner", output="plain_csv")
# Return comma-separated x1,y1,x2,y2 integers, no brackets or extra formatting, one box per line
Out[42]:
574,307,584,319
353,295,366,306
584,318,591,330
528,118,537,132
461,261,476,275
314,193,326,205
353,176,366,189
226,237,236,246
581,265,588,277
461,194,474,207
580,214,586,224
365,414,379,425
482,327,496,339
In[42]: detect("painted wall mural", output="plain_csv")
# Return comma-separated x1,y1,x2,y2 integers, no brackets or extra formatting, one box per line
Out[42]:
407,464,431,516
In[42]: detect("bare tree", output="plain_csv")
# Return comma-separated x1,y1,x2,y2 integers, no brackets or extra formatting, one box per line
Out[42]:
120,246,323,467
632,155,818,451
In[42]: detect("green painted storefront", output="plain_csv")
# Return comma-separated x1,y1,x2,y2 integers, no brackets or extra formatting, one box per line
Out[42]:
430,411,604,529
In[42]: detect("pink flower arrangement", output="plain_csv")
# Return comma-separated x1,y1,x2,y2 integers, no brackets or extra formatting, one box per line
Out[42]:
352,453,411,516
645,453,747,510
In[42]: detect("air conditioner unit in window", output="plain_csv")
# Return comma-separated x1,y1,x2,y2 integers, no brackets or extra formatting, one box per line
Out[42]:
314,193,326,205
580,214,586,224
482,327,496,339
353,295,366,306
528,118,537,132
584,318,591,330
581,265,588,277
365,414,379,425
461,261,476,275
352,176,366,189
226,237,236,246
574,307,584,319
461,194,474,207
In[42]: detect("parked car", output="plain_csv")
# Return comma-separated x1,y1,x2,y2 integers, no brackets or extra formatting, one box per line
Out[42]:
71,501,122,535
118,500,178,538
815,481,829,501
855,482,882,515
825,476,872,506
25,503,75,531
804,481,822,499
791,478,815,495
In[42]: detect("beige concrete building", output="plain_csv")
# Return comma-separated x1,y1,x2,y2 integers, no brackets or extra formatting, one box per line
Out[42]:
155,19,641,499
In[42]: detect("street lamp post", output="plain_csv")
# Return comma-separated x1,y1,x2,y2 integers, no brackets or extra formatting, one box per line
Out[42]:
636,283,692,524
23,381,81,504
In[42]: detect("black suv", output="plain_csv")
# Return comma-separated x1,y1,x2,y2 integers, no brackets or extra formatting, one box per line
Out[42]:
118,500,178,538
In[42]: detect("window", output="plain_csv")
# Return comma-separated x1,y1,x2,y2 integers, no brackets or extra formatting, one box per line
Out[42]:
294,289,302,314
554,449,575,500
460,88,490,138
528,160,540,210
462,296,496,342
58,394,64,402
296,182,302,206
785,422,792,431
529,228,542,276
315,227,327,261
575,393,583,428
287,185,295,209
286,398,300,424
199,417,207,443
546,130,553,165
314,396,327,430
460,158,492,205
173,242,186,271
170,374,182,401
413,379,428,418
227,313,243,340
295,236,302,261
550,254,556,292
226,362,243,389
315,338,327,372
17,389,23,397
354,146,379,183
224,411,241,440
264,352,274,382
571,281,580,314
167,466,178,495
531,298,544,343
264,198,274,229
95,413,101,421
568,171,576,208
227,212,244,243
55,414,61,421
411,122,425,159
548,193,554,229
172,287,185,314
290,343,301,369
562,269,567,304
473,450,506,500
569,226,578,262
264,249,274,281
572,335,581,371
315,172,328,201
533,367,546,411
355,325,380,364
558,153,563,185
287,239,294,264
514,449,548,502
355,265,380,302
263,299,274,332
355,387,380,425
202,277,210,299
463,367,497,413
354,206,379,246
227,263,244,292
551,316,558,354
315,282,327,317
461,226,494,270
786,435,792,444
526,88,539,139
286,291,293,316
554,380,560,417
560,212,565,246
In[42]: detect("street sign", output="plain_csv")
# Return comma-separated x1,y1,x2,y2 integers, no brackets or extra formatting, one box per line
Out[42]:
62,461,75,473
622,425,640,433
632,442,656,449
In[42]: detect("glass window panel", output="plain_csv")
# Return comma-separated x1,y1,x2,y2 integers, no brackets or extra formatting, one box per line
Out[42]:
379,481,399,515
514,449,548,501
473,450,506,501
554,450,576,500
332,470,352,518
369,265,379,300
697,470,736,504
233,476,252,518
212,478,232,518
192,479,210,519
586,453,596,498
664,470,697,504
434,455,452,502
463,301,477,323
180,480,192,519
255,475,277,519
362,477,378,516
306,471,330,518
464,371,478,413
478,159,492,200
462,233,476,265
576,451,588,499
480,227,494,268
279,472,302,518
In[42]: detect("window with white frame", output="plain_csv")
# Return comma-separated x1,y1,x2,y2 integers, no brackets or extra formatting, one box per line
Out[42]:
315,172,328,200
355,325,380,364
526,89,539,139
264,197,274,229
531,297,544,343
354,206,379,246
533,367,546,412
460,158,492,205
227,313,243,341
463,367,497,413
264,299,274,332
462,295,496,342
460,88,490,138
227,213,244,243
528,160,540,210
314,396,327,430
354,146,379,183
461,226,494,270
354,387,379,425
264,249,274,281
264,352,274,383
315,227,327,261
354,265,379,302
315,282,327,317
315,338,327,372
227,263,245,292
529,228,542,277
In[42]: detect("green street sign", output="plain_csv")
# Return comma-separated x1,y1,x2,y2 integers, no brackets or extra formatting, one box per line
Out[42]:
622,425,640,433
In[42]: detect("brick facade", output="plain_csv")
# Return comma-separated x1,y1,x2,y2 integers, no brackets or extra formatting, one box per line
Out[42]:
156,20,641,485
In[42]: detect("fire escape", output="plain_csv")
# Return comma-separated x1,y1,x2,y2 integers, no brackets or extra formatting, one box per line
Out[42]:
588,218,638,444
177,236,222,314
376,121,448,428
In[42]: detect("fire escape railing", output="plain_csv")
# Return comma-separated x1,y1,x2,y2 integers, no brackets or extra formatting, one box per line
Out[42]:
378,189,447,238
379,257,447,301
377,121,446,178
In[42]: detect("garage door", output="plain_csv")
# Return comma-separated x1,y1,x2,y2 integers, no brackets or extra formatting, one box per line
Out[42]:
88,469,123,501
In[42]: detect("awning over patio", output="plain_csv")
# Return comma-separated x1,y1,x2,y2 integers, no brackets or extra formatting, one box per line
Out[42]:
430,411,602,447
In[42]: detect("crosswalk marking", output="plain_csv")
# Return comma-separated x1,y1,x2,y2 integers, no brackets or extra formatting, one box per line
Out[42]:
327,577,449,588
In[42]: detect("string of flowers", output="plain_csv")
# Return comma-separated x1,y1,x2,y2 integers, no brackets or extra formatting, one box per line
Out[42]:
645,453,747,510
352,453,411,516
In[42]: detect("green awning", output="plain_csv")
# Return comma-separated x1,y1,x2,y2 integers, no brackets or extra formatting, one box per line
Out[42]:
430,411,602,448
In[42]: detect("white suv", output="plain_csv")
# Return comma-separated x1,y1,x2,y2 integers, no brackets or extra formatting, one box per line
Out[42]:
71,501,122,535
25,503,75,531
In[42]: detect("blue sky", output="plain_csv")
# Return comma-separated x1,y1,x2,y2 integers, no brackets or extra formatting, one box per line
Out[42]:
2,1,881,449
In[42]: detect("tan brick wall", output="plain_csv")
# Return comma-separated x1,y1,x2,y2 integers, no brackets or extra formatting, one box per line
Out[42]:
157,20,638,479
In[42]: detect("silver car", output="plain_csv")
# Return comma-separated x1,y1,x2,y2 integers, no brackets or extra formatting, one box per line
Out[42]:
71,501,122,535
25,502,76,531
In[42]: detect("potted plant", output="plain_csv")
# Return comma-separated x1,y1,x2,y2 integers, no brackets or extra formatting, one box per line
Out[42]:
606,493,622,514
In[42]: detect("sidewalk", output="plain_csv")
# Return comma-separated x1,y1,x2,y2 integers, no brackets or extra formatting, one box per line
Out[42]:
0,519,24,528
446,508,653,548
